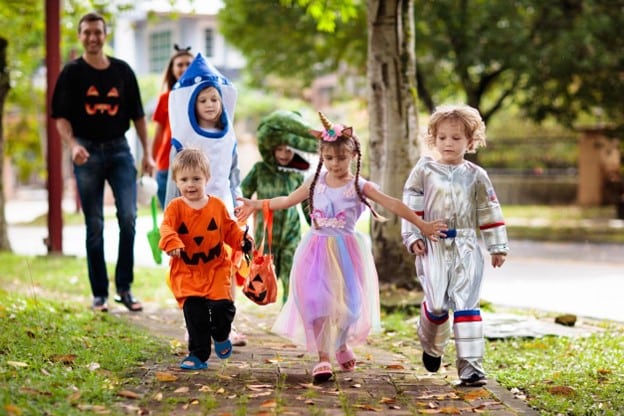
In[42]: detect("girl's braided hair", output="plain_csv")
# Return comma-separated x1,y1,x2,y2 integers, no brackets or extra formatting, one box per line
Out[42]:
308,112,385,228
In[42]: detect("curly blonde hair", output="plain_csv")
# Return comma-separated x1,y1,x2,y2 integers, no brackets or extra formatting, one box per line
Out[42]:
423,104,487,153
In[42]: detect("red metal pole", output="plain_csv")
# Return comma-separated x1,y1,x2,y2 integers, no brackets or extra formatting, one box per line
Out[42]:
46,0,63,253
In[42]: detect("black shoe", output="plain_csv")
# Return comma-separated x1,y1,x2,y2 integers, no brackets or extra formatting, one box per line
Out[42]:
459,374,487,387
114,291,143,312
422,351,441,372
92,296,108,312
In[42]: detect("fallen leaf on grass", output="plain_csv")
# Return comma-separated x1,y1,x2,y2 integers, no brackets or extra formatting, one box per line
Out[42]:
249,391,272,398
87,362,100,371
385,364,405,370
7,361,28,368
379,397,397,404
67,391,81,403
4,404,22,416
437,407,462,414
117,390,141,399
49,354,76,364
460,389,490,400
298,383,323,390
350,383,362,388
198,385,212,392
77,404,109,413
152,392,163,401
155,371,178,382
354,404,382,411
547,385,576,396
247,384,274,391
260,399,277,408
174,387,189,393
19,387,51,396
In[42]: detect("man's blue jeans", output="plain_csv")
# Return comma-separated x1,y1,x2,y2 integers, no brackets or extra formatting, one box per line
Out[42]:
155,169,168,210
74,137,137,298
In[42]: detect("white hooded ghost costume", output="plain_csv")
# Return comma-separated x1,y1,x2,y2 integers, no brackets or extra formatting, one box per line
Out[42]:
164,53,241,214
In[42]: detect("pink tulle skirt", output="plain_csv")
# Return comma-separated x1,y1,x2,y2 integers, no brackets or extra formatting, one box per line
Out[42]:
271,231,380,355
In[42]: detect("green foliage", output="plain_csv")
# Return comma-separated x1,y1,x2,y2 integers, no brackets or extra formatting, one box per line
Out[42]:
218,0,367,87
220,0,624,131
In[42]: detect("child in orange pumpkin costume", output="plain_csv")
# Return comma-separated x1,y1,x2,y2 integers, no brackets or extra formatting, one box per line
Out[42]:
159,148,253,370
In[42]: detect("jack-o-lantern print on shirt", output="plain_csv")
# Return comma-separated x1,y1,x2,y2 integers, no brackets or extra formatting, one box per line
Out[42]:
177,216,224,265
84,85,120,116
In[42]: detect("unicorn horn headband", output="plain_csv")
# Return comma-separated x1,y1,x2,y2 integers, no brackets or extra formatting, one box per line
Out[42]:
310,112,353,141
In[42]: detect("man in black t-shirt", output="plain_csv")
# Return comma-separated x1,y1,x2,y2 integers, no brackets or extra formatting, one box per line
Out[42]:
51,12,155,313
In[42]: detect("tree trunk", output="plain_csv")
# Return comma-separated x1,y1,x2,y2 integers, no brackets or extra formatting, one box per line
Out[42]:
367,0,419,288
0,37,12,251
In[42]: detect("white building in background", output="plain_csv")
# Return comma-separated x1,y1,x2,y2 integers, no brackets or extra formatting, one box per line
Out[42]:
112,1,244,80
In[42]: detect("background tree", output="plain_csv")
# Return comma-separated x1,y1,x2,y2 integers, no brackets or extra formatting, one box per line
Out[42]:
367,0,419,287
221,0,624,131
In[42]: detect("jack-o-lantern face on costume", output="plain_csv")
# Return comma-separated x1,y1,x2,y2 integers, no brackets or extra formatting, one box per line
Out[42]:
177,217,222,265
84,86,120,116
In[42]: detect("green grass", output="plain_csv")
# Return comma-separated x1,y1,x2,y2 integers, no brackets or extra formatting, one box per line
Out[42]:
377,310,624,415
0,291,170,415
0,253,174,415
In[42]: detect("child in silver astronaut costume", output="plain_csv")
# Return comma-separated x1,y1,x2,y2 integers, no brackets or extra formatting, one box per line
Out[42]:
401,104,509,387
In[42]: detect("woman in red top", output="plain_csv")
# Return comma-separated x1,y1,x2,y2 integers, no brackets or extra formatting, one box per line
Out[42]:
152,46,193,209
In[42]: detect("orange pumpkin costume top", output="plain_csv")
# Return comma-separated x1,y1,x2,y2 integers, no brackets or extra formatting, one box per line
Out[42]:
159,195,246,307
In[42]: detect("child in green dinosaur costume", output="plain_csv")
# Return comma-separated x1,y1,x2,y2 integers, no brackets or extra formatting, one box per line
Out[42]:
241,110,318,302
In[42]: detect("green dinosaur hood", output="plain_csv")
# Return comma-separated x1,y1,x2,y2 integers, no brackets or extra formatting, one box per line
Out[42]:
256,110,319,172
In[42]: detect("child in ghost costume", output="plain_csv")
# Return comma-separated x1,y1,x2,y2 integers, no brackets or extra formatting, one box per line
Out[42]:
164,53,241,211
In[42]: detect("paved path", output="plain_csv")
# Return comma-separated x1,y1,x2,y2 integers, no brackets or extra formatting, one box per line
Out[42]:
118,298,538,415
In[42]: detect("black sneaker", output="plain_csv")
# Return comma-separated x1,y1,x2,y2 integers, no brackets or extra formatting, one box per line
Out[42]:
422,351,441,372
459,374,487,387
92,296,108,312
114,291,143,312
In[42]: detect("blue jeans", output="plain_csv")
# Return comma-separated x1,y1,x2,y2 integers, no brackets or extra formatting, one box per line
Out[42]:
155,169,168,210
74,137,137,298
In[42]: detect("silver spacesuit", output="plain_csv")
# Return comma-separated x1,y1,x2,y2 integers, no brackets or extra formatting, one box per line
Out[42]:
401,156,509,381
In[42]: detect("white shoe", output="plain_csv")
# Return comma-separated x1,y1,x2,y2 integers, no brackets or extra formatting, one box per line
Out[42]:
230,327,247,347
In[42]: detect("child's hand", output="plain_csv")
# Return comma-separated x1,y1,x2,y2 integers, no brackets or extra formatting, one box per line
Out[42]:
235,197,260,222
491,253,506,268
411,240,427,255
421,219,447,241
167,248,182,258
